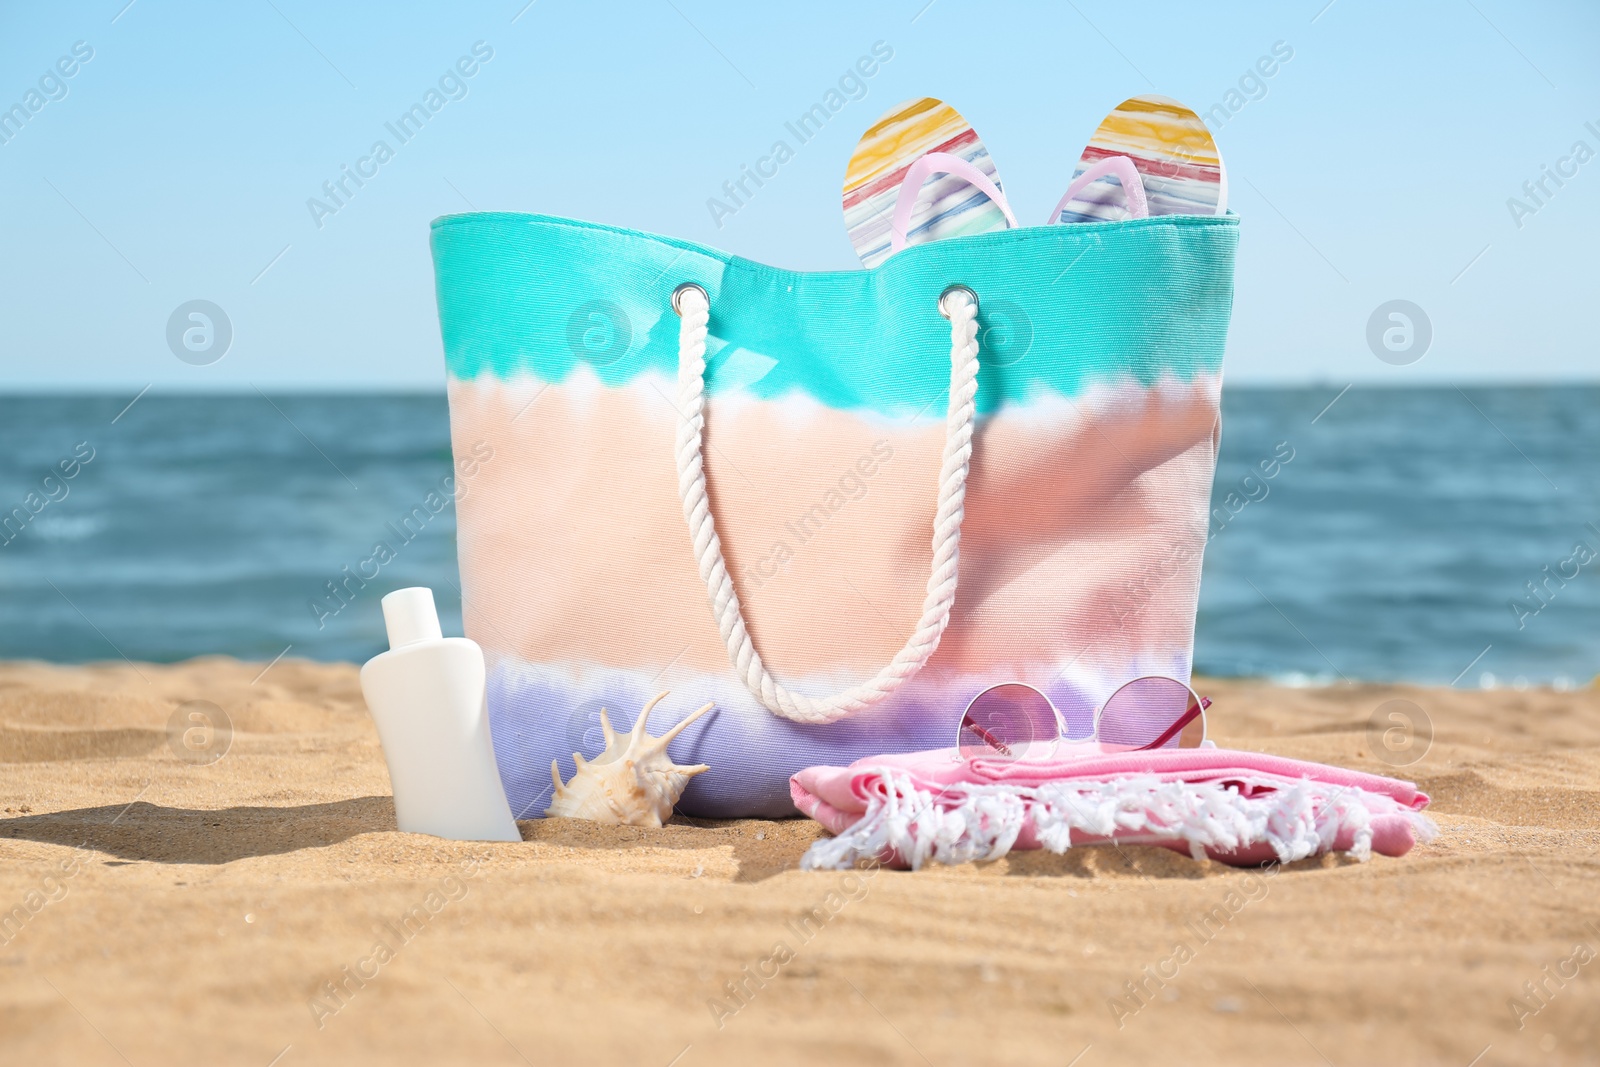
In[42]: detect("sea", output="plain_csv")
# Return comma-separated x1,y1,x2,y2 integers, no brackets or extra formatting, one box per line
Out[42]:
2,387,1596,688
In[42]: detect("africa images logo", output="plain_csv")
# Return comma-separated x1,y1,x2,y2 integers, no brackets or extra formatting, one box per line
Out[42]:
306,42,494,229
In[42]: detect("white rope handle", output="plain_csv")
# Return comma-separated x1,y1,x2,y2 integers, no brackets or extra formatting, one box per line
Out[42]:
672,282,981,724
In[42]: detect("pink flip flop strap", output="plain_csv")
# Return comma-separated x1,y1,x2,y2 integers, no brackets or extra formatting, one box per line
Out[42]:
889,151,1018,256
1049,154,1151,222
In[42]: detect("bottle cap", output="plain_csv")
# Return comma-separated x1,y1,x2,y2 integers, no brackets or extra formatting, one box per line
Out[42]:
381,587,444,649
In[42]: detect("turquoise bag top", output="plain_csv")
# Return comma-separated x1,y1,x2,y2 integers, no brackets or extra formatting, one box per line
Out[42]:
431,211,1237,416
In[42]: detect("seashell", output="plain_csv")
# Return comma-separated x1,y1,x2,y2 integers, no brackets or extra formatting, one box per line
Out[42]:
545,692,713,827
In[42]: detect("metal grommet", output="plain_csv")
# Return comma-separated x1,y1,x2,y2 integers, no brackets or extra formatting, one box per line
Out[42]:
938,284,978,320
671,282,708,317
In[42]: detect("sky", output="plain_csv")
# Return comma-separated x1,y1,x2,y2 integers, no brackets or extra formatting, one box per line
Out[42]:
0,0,1596,391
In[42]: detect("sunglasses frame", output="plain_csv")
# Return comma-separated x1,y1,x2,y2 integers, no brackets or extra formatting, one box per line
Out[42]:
954,681,1065,762
1091,676,1210,752
955,675,1210,761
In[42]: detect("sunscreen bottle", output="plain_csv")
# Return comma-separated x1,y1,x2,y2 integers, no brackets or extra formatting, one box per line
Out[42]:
359,587,521,841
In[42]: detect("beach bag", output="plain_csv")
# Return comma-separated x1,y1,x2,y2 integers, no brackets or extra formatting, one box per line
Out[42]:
430,211,1238,818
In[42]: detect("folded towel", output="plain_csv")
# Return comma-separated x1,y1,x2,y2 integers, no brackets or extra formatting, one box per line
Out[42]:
791,744,1435,871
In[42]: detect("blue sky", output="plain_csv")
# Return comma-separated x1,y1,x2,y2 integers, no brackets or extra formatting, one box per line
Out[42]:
1,0,1596,390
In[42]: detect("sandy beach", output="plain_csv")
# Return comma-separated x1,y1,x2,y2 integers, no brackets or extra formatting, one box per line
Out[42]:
1,657,1597,1066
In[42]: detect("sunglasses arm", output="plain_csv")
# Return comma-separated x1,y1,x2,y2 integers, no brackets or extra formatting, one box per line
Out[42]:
1137,695,1211,751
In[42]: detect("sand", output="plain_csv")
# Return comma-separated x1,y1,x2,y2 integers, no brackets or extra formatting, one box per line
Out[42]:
1,658,1597,1066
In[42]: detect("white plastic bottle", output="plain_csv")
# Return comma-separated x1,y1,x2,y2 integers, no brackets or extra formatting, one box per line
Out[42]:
359,587,521,842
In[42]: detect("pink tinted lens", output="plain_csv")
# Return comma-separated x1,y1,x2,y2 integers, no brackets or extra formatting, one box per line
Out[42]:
1096,676,1205,750
958,683,1061,760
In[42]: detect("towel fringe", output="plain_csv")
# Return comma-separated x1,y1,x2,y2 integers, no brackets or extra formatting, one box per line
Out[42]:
799,772,1437,871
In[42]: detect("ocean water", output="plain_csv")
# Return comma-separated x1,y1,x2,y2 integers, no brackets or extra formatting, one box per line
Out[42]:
1,388,1596,686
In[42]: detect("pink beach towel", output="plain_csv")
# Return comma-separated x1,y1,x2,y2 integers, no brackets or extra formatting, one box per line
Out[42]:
791,745,1435,870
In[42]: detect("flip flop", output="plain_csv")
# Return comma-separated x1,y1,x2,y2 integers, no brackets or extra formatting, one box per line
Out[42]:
843,97,1016,268
1053,95,1227,223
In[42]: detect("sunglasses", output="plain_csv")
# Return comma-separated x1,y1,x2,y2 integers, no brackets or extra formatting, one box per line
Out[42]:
956,676,1211,762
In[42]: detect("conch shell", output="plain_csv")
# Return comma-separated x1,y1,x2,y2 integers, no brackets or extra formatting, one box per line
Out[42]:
546,692,713,826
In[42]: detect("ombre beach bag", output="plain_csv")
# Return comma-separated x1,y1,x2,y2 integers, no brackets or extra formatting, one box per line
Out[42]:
430,211,1238,818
